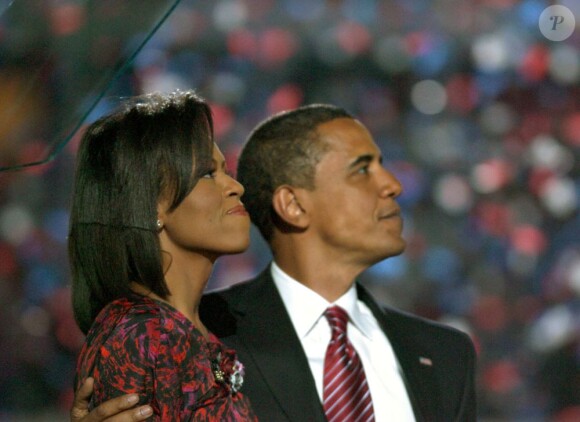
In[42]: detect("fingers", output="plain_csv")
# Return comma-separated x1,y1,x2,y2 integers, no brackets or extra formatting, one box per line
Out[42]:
92,397,153,422
71,377,96,421
75,377,95,406
70,377,153,422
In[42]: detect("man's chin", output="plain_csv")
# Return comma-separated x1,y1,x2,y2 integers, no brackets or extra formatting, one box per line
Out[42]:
376,240,407,261
392,241,407,257
358,244,406,275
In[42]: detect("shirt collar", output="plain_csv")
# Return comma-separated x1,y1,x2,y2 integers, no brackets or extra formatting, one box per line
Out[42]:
270,261,374,339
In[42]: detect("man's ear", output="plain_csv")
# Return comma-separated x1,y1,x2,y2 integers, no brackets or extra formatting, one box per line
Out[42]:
272,185,310,229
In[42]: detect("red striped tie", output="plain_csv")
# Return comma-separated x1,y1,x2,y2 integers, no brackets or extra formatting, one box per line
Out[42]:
323,306,375,422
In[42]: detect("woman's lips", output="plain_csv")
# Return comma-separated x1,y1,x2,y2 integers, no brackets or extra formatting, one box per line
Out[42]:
227,205,249,216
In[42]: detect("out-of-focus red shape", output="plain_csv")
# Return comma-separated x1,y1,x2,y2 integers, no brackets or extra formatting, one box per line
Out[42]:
446,74,479,114
210,103,234,139
336,21,372,55
510,225,547,256
519,44,549,82
482,360,522,394
50,4,85,36
259,28,298,67
267,84,304,115
552,406,580,422
475,201,512,237
562,112,580,146
472,158,514,194
0,243,17,277
472,295,509,332
518,112,553,143
528,168,556,196
226,28,258,60
403,31,431,56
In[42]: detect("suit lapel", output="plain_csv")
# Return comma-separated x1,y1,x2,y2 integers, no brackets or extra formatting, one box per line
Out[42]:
233,270,327,422
358,285,438,422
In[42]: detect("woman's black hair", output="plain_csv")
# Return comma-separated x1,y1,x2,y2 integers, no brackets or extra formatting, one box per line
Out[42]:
68,90,214,334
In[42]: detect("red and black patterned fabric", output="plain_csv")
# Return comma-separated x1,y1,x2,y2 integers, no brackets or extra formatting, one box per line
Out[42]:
75,293,257,421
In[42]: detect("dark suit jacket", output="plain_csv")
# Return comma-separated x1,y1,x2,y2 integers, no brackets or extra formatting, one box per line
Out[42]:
200,266,477,421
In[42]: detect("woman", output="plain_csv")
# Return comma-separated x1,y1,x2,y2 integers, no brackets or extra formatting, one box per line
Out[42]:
69,90,256,420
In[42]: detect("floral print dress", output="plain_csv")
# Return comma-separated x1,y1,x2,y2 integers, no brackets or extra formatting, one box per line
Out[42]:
75,293,257,421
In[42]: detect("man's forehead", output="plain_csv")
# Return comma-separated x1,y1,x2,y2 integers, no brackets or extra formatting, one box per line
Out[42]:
317,119,380,157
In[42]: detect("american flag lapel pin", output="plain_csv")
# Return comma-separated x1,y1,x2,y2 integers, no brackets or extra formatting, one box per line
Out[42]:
419,356,433,366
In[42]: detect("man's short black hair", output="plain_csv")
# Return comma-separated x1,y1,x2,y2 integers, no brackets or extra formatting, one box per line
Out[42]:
237,104,352,243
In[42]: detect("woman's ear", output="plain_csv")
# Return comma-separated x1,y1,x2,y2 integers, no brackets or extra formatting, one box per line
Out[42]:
272,185,310,229
156,199,170,229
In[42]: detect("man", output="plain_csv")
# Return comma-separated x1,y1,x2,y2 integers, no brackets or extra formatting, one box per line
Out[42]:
73,104,477,421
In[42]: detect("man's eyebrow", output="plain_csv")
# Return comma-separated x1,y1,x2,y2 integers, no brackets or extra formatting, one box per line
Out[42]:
348,153,381,168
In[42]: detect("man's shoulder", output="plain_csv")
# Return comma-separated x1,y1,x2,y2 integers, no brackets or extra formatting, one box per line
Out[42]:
205,273,265,303
358,287,474,352
384,304,471,341
200,271,269,335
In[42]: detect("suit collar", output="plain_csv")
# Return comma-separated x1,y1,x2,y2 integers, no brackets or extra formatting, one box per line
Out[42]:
231,268,327,422
270,261,373,339
357,284,438,422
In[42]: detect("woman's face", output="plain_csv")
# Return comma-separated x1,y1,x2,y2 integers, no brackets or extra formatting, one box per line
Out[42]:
158,143,250,261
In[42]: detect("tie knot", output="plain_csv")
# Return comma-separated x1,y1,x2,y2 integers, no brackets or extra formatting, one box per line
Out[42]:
325,306,349,335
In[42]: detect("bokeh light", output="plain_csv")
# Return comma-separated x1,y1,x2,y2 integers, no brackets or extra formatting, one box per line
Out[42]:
433,173,474,215
539,176,578,219
410,79,447,115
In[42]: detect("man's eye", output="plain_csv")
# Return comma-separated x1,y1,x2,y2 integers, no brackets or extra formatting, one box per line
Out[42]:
357,166,369,174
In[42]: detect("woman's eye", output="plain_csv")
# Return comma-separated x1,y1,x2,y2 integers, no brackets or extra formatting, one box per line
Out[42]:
357,166,369,174
203,169,217,179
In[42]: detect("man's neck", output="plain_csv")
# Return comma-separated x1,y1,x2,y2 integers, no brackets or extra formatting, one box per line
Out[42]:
271,237,365,303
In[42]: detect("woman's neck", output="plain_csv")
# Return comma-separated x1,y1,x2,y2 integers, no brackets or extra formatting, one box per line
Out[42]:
131,252,214,339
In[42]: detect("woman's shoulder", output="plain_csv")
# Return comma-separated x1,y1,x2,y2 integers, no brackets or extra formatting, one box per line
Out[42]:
88,293,209,358
85,294,168,347
77,295,166,384
94,294,161,324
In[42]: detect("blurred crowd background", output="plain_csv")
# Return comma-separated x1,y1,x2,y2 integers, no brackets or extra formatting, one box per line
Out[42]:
0,0,579,420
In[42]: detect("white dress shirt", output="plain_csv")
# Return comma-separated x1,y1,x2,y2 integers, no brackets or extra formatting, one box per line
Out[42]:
271,262,416,422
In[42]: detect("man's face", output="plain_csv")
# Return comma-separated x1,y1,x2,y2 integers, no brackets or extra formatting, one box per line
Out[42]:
302,117,405,267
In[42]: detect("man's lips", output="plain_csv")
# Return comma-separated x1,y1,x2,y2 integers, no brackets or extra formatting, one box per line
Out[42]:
379,208,401,220
227,205,249,216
